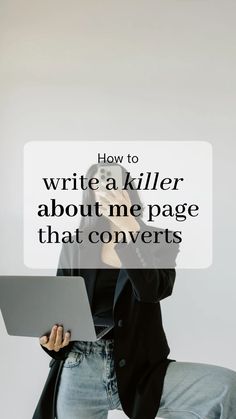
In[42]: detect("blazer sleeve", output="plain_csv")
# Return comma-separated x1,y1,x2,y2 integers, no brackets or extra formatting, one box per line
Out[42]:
40,244,74,360
114,238,178,303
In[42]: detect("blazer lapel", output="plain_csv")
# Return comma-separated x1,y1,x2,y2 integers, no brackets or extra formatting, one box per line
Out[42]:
79,268,98,307
113,269,129,310
79,244,129,311
80,268,129,310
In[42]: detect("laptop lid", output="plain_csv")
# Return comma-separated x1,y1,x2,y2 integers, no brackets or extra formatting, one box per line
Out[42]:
0,275,113,341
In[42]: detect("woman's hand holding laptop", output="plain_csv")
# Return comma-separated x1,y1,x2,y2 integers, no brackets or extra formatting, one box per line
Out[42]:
39,324,71,352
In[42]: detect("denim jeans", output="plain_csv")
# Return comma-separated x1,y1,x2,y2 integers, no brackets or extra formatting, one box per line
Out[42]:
56,339,236,419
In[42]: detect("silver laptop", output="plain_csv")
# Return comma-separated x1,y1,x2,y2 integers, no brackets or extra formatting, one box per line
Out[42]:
0,276,114,341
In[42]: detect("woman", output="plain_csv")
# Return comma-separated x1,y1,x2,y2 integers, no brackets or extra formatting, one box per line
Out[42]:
37,164,236,419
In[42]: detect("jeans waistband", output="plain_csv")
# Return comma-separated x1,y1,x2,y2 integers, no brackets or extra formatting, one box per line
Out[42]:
71,339,114,355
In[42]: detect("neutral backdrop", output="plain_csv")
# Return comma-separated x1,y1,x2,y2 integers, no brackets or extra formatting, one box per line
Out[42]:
0,1,235,418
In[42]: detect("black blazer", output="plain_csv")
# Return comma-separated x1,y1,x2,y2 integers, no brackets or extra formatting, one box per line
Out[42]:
33,222,178,419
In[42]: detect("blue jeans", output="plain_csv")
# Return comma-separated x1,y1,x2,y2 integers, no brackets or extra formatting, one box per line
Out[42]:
56,339,236,419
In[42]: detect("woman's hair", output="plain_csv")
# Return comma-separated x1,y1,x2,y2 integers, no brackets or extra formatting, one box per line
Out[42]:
79,163,144,232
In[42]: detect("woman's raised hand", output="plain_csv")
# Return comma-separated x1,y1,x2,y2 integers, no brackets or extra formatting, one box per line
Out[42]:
97,189,141,237
39,324,71,352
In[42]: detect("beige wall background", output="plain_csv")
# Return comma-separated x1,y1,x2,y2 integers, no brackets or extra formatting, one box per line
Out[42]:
0,1,235,418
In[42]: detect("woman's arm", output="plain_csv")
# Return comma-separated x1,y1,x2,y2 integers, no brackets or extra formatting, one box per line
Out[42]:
98,188,178,303
114,240,177,303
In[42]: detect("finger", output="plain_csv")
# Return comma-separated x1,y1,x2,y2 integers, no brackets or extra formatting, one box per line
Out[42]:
105,189,116,197
97,191,111,203
100,196,110,205
99,197,112,210
47,324,58,350
98,188,117,198
61,331,71,348
54,325,63,351
107,189,127,203
122,189,128,198
122,189,131,202
39,335,48,346
98,184,107,192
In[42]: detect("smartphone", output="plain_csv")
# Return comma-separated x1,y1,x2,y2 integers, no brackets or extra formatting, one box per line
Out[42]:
97,165,123,190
